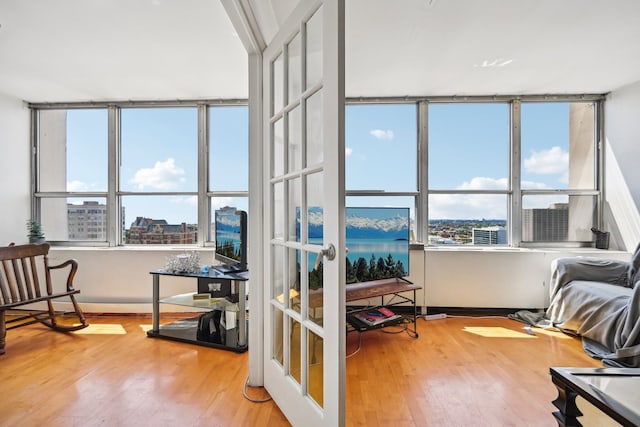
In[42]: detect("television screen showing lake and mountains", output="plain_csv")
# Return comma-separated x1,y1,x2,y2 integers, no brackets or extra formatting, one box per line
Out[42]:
215,209,242,262
305,207,410,283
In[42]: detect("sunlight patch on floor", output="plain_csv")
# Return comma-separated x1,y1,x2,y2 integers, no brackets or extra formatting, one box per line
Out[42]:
463,326,536,338
73,324,127,335
529,327,573,339
139,324,153,332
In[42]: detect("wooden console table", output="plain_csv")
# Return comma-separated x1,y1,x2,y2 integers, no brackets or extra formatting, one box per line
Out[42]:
306,277,421,336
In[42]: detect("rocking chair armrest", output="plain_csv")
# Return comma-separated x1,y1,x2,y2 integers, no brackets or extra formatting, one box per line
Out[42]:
47,259,79,292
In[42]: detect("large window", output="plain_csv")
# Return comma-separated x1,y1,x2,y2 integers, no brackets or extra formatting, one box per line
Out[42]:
33,102,248,246
32,96,602,248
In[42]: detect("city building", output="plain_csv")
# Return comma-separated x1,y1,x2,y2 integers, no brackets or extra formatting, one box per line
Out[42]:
127,217,197,244
472,226,507,245
523,203,569,242
67,201,107,240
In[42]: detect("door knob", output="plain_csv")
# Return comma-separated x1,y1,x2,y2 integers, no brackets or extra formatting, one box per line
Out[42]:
313,244,336,270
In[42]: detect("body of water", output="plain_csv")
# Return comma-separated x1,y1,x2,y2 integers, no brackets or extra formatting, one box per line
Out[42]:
309,237,409,271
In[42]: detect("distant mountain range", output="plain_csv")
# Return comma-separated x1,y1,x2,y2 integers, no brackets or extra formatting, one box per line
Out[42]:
306,208,408,240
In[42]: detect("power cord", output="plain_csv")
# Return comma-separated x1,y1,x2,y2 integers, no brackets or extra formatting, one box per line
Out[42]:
346,330,363,358
242,376,273,403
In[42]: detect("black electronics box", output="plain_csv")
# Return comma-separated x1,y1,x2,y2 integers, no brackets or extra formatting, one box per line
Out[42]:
197,277,232,298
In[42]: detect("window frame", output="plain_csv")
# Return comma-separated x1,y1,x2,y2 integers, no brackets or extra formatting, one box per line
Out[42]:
346,94,605,248
31,94,603,248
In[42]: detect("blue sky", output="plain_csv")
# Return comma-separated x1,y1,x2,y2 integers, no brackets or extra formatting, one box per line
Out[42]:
346,102,571,219
65,102,571,225
66,106,248,226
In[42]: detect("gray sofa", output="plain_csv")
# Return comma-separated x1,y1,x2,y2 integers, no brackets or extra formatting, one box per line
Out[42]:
546,245,640,367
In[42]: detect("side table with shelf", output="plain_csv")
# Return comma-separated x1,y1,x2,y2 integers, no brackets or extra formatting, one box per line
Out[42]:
344,277,422,337
147,269,249,352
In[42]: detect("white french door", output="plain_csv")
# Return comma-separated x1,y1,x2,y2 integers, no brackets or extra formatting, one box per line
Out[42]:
262,0,345,426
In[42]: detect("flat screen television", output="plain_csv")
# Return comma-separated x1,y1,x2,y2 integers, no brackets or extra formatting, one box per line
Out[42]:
214,207,247,273
304,206,410,286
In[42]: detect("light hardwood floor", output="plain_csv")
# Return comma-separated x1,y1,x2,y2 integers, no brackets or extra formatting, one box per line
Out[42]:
0,313,600,426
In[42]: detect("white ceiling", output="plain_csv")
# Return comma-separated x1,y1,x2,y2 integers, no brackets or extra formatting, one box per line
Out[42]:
1,0,639,104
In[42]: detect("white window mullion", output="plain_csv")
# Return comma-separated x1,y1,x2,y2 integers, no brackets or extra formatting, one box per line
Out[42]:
108,106,120,246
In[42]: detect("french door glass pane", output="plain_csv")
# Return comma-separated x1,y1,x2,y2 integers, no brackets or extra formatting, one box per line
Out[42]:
289,106,302,172
306,90,323,166
307,251,324,327
288,177,301,242
305,7,322,90
273,182,284,240
308,330,324,408
288,32,302,104
273,53,284,114
289,319,302,385
273,306,284,367
272,245,285,303
273,118,285,178
288,247,301,314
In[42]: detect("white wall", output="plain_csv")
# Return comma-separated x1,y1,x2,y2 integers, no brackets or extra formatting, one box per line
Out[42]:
422,247,629,310
0,93,31,244
45,244,630,313
49,247,221,313
603,81,640,251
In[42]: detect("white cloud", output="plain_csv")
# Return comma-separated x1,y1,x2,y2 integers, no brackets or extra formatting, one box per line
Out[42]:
171,195,198,206
369,129,394,140
524,146,568,175
429,193,506,220
521,180,549,190
457,177,508,190
210,197,235,211
129,158,186,190
522,194,568,209
67,180,106,192
67,180,89,191
428,176,556,219
345,147,353,156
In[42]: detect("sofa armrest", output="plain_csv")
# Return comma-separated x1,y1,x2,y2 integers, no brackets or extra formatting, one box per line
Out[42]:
549,257,629,299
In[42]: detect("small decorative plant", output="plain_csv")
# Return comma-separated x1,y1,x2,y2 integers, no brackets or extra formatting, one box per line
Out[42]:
27,220,45,243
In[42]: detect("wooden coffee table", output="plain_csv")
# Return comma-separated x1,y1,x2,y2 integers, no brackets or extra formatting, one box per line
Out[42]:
549,367,640,427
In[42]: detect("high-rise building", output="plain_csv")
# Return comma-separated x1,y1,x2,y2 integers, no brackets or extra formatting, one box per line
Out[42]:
472,226,507,245
67,201,107,240
522,203,569,241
